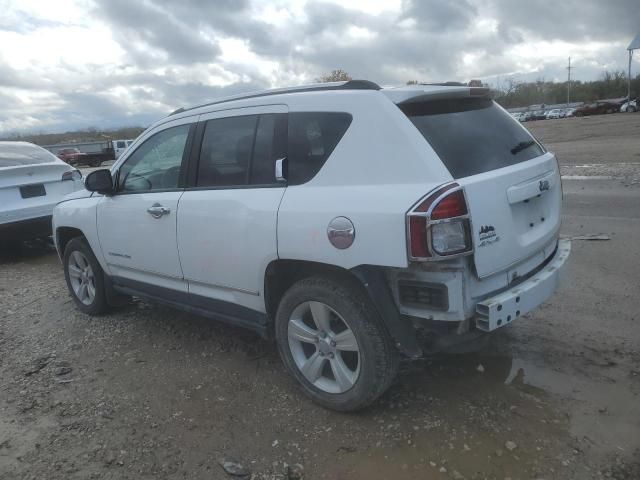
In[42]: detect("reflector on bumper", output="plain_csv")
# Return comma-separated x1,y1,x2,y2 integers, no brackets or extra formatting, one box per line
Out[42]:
475,238,571,332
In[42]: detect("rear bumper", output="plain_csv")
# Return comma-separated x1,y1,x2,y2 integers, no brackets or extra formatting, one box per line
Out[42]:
0,215,52,241
475,238,571,331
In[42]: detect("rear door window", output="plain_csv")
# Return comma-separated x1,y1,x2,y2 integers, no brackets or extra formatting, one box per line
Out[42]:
287,112,352,185
400,98,545,179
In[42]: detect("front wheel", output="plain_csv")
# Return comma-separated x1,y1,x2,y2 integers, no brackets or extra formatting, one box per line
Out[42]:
275,276,399,412
63,237,110,315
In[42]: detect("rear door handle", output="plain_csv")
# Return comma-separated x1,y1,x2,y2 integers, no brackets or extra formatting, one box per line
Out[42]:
147,203,171,218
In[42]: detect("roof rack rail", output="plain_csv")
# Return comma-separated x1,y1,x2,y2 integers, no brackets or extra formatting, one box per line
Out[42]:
418,81,467,87
169,79,381,116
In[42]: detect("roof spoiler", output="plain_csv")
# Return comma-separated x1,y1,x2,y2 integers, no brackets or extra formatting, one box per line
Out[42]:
394,86,491,105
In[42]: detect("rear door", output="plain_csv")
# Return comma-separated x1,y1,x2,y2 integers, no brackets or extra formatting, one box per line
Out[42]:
401,97,562,278
96,119,195,292
177,105,287,314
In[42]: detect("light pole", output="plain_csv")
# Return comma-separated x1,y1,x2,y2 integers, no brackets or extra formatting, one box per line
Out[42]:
628,34,640,100
566,56,572,106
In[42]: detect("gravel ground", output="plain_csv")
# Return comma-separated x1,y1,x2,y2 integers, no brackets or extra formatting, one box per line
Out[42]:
527,113,640,185
1,113,639,480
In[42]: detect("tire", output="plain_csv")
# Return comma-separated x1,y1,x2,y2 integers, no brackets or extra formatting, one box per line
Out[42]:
275,275,399,412
630,106,637,113
63,237,110,315
89,159,101,168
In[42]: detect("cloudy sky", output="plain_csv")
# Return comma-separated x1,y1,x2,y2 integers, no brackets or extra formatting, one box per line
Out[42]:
1,0,638,134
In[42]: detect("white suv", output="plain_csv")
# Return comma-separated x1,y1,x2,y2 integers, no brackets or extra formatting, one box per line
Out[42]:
52,80,570,411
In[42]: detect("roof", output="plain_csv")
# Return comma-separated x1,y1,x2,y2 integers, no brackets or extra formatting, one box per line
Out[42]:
166,80,488,122
169,80,381,116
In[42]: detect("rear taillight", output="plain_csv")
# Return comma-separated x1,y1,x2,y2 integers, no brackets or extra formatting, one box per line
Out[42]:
407,183,472,261
61,170,82,181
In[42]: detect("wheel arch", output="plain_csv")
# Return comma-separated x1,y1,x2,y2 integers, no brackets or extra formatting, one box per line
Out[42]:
264,259,422,358
55,226,85,258
264,259,358,321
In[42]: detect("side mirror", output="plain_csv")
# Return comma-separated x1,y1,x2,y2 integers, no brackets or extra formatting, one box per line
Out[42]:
85,169,114,194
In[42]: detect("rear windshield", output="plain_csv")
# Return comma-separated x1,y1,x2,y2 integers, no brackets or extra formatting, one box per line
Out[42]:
400,98,545,178
0,143,58,168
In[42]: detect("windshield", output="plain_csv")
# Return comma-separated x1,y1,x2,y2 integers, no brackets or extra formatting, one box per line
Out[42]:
0,142,59,168
400,97,545,178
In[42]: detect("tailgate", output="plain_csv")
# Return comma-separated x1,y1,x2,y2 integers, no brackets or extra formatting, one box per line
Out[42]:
458,153,562,278
397,94,562,279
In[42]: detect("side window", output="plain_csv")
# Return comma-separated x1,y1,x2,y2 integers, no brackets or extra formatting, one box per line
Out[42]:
116,141,126,148
249,114,287,185
118,124,190,192
287,112,352,185
197,115,258,187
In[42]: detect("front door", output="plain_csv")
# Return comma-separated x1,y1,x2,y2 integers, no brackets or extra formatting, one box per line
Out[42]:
177,105,287,314
97,121,194,292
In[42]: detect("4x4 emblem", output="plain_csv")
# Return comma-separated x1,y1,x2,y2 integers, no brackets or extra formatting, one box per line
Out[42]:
539,179,550,191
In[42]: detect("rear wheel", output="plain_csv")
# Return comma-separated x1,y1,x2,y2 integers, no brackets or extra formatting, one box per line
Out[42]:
275,275,399,412
63,237,109,315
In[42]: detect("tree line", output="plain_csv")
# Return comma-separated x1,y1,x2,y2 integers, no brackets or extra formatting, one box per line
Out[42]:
317,69,640,108
492,70,640,108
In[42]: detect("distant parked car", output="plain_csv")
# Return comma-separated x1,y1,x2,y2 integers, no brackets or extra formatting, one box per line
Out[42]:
520,112,534,122
564,108,576,117
57,148,87,164
546,109,563,119
621,99,638,112
531,110,547,120
1,142,84,242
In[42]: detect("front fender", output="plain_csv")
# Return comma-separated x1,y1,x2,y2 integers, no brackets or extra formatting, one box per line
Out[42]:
53,196,107,272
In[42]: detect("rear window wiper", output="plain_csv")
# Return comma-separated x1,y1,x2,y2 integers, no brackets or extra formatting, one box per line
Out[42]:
510,140,536,155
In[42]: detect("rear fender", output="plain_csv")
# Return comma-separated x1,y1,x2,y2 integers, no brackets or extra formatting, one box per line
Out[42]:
351,265,422,358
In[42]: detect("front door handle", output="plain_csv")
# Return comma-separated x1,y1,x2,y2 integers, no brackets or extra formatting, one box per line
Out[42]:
147,203,171,218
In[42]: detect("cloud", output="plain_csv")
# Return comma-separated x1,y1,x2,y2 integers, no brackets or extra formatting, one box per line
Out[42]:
93,0,221,65
1,0,639,135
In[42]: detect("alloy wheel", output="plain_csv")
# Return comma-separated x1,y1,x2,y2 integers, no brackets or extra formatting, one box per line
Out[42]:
287,301,360,394
67,250,96,305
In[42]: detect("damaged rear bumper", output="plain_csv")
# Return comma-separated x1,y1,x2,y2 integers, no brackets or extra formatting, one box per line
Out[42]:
475,238,571,332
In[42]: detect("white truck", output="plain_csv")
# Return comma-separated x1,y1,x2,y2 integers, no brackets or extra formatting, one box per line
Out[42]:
113,139,135,159
52,81,570,411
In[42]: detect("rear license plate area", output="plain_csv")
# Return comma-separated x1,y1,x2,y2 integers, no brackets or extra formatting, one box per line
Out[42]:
20,184,46,199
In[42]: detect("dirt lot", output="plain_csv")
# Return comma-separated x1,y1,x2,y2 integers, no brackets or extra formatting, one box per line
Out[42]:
1,114,639,479
527,113,640,184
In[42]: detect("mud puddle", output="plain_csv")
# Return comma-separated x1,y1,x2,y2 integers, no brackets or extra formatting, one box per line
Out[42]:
326,351,638,479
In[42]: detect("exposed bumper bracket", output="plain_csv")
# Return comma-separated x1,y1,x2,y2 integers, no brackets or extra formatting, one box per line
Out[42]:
475,238,571,332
